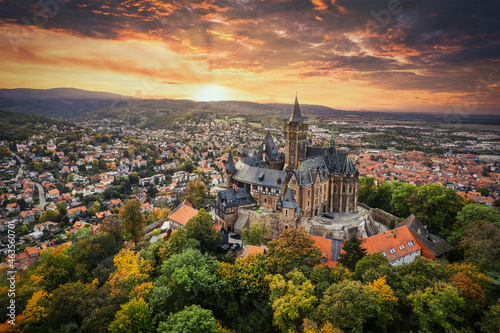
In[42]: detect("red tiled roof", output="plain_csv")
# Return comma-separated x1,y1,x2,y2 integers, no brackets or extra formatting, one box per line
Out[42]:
361,226,422,263
168,201,199,226
310,235,339,267
245,245,266,257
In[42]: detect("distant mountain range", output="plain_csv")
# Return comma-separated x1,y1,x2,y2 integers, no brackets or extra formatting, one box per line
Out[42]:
0,87,497,128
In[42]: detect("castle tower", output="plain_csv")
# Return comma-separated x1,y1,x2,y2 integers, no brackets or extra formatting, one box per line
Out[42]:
329,125,335,148
283,96,308,171
225,150,236,189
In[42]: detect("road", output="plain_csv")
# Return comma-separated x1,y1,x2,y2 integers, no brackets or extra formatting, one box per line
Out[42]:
34,182,46,208
11,153,24,181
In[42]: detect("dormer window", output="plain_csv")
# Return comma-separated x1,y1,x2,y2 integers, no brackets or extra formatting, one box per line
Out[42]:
398,245,405,251
389,248,396,254
407,240,415,247
381,251,386,257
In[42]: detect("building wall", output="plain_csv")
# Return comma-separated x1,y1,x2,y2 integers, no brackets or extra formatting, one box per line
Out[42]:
389,249,421,266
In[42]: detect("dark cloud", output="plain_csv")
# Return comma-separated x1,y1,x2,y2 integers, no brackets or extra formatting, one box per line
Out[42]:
1,0,499,94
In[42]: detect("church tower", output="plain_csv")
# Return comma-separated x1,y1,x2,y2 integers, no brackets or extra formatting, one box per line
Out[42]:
283,96,308,171
225,151,236,189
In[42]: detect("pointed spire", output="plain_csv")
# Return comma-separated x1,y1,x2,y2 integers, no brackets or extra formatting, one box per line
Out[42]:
329,125,335,148
289,95,303,122
226,150,235,172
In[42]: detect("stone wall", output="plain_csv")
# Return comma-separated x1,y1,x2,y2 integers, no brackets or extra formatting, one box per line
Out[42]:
372,208,398,227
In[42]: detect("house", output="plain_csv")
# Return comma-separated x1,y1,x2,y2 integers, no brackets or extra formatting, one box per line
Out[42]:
34,221,59,233
6,203,20,212
214,224,230,245
214,187,255,232
96,210,112,221
310,235,342,267
25,246,41,259
67,206,87,218
19,210,35,224
244,244,266,257
108,198,123,208
394,214,452,259
168,200,199,230
361,226,423,266
46,189,60,200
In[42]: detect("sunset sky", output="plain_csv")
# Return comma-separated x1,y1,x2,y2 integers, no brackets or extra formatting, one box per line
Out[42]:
0,0,499,113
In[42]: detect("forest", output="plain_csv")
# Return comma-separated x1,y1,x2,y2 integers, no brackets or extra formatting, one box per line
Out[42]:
0,181,499,333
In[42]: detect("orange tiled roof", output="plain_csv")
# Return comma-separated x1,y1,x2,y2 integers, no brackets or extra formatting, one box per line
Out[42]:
310,235,339,267
361,226,422,263
245,245,266,257
168,202,198,226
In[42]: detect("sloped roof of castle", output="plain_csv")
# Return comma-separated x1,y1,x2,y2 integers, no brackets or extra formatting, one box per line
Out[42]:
289,96,303,122
226,151,235,171
278,187,299,210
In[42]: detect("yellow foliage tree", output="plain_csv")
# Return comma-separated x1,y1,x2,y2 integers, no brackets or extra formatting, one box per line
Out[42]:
368,276,398,332
23,290,49,323
108,249,149,291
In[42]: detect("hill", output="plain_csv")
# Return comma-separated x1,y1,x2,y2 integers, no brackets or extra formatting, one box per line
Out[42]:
0,87,498,128
0,109,75,141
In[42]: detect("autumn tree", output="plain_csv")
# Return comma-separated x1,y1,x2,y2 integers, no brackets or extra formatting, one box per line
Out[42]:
108,298,156,333
182,180,205,209
317,280,379,333
157,304,218,333
267,269,317,333
265,227,321,275
119,199,146,245
368,276,399,332
101,214,123,243
338,235,367,271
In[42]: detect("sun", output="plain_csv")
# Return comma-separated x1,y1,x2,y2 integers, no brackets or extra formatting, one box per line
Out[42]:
192,84,233,101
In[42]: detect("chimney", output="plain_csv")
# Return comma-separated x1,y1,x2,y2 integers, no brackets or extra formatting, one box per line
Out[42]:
394,228,398,238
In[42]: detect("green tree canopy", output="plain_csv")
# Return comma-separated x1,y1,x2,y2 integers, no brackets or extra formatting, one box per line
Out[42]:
242,218,270,246
390,182,417,218
108,298,155,333
407,183,464,234
317,280,379,333
338,235,367,271
157,304,218,333
459,220,500,272
267,269,317,333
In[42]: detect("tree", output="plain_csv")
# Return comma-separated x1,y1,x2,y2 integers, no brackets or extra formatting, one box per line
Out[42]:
354,252,390,280
368,276,399,332
159,248,224,313
358,177,378,207
265,227,321,275
267,269,317,333
157,305,218,333
242,218,270,246
89,201,101,216
409,281,466,332
119,199,146,245
55,200,68,216
459,220,500,272
317,280,379,333
390,182,417,218
479,301,500,333
101,215,123,243
108,298,155,333
183,180,205,209
338,235,367,271
407,183,464,234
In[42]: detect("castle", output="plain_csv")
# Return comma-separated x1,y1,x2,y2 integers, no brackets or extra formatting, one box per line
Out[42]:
219,96,359,232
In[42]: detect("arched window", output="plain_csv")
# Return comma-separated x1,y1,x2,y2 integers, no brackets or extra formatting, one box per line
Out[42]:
343,185,346,193
308,189,311,197
349,185,352,194
264,197,267,203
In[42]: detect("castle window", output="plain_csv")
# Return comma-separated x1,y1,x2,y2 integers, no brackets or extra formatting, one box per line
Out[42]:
264,198,267,203
291,179,296,185
285,210,288,216
349,186,352,194
308,201,310,207
343,185,346,193
308,189,311,197
324,184,326,191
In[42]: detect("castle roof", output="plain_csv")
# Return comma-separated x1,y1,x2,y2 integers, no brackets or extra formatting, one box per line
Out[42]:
289,96,303,122
226,151,235,171
278,187,300,210
232,159,287,189
259,132,280,161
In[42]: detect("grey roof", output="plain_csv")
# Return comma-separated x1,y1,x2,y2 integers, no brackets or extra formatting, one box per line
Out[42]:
226,151,235,171
217,187,254,207
233,159,287,189
259,132,280,161
395,214,452,257
289,96,303,122
278,187,299,209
